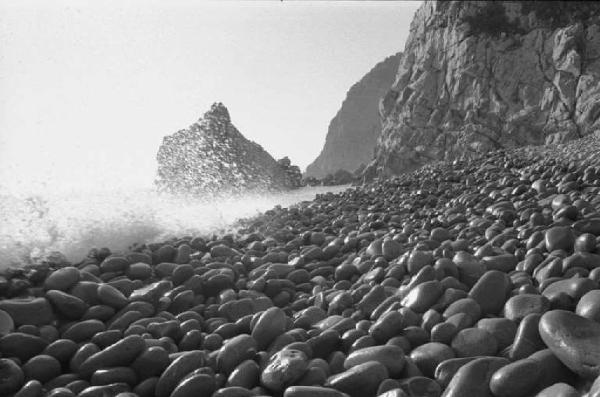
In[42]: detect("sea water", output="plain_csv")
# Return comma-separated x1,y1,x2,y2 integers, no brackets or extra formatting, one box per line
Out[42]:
0,184,349,269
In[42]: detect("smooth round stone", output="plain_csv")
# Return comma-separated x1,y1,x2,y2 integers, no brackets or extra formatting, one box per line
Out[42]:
44,267,81,291
443,298,481,322
82,305,115,322
45,290,88,319
401,280,443,313
539,310,600,379
78,335,146,378
476,318,516,351
227,359,260,389
541,277,596,303
0,332,48,362
481,254,517,273
535,382,579,397
170,374,216,397
489,358,541,397
22,354,62,383
0,358,24,395
441,356,509,397
508,313,544,361
503,294,550,322
284,386,350,397
13,379,43,397
126,263,153,280
99,256,129,273
430,322,457,345
47,387,75,397
545,227,575,253
97,284,129,309
155,350,206,397
0,298,54,326
398,376,441,397
217,334,258,375
43,339,78,364
409,342,455,378
0,310,14,335
326,361,388,397
62,320,106,343
382,239,402,261
451,328,497,358
452,252,485,288
344,345,405,378
252,307,287,351
131,346,170,380
576,290,600,322
407,250,434,275
261,349,308,392
91,367,138,386
469,270,510,315
434,357,478,388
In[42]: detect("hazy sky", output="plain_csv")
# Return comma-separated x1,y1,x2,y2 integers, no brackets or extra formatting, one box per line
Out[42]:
0,0,421,191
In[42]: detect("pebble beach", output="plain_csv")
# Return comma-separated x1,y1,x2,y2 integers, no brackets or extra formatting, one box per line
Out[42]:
3,134,600,397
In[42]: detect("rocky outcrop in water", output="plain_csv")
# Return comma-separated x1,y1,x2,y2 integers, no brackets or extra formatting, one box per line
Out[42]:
156,103,301,193
305,54,401,179
366,1,600,179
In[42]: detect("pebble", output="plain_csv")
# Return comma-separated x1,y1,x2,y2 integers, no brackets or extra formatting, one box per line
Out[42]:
155,350,206,397
0,332,48,362
576,290,600,321
451,328,498,357
44,267,80,291
326,361,389,397
503,294,550,322
217,334,258,375
0,358,24,395
78,335,146,378
170,373,216,397
0,298,54,326
45,290,87,320
539,310,600,379
261,349,308,392
252,307,287,351
409,342,454,378
489,358,541,397
22,354,62,383
344,345,405,378
468,270,510,315
545,227,575,252
441,356,509,397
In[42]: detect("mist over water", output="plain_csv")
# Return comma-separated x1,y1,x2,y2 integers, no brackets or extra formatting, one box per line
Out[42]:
0,183,349,269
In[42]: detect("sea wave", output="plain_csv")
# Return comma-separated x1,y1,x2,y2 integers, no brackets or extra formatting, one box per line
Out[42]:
0,185,349,269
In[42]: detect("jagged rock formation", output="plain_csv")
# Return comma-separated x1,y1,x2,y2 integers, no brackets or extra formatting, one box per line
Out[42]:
305,53,401,178
366,1,600,179
156,103,301,194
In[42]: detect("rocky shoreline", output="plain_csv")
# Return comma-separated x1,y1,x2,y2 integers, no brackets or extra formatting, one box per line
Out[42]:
2,134,600,397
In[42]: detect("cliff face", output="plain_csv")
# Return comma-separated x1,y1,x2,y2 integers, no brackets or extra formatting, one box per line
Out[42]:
156,103,301,194
367,1,600,179
305,53,401,179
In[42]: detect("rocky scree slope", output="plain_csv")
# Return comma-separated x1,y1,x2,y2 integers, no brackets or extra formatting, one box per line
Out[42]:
365,1,600,179
305,53,401,179
3,134,600,396
156,103,301,194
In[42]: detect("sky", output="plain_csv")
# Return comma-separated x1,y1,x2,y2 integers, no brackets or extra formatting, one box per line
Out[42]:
0,0,421,191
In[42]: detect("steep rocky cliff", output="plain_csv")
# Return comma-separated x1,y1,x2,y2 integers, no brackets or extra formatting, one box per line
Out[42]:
305,53,401,178
366,1,600,179
156,103,301,194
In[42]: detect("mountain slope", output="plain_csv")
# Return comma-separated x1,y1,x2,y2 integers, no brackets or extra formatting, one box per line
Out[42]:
306,53,401,178
365,1,600,179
